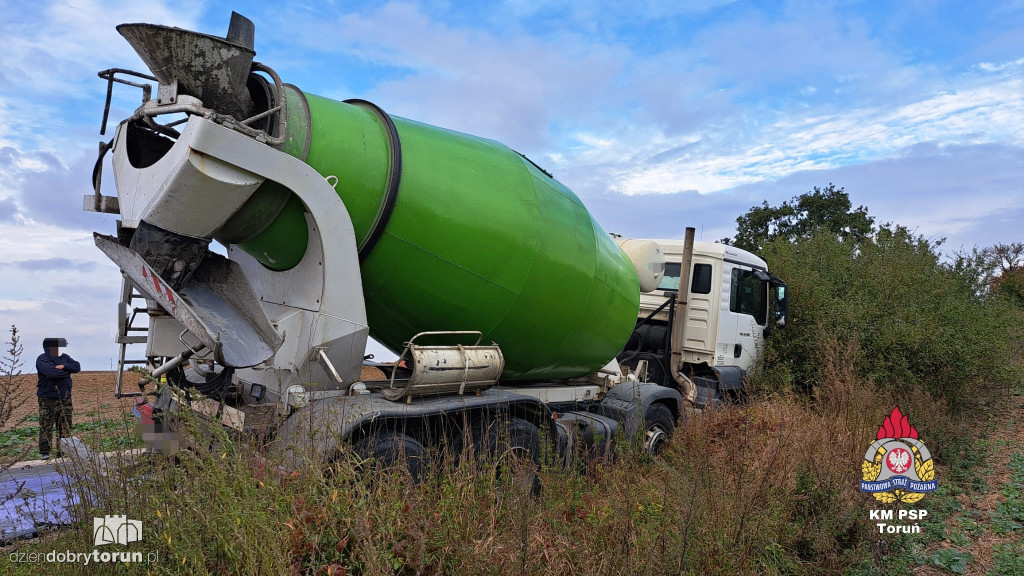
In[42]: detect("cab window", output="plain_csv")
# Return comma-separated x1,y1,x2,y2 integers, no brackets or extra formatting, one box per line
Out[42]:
729,268,767,325
691,263,712,294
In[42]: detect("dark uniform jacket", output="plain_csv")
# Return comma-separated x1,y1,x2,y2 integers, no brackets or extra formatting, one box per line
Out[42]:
36,348,81,399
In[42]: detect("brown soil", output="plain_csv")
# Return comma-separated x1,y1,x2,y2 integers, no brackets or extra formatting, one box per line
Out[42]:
4,367,389,431
915,390,1024,576
3,372,134,430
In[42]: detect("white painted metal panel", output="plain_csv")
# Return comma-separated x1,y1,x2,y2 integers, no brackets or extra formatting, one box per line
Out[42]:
683,255,718,361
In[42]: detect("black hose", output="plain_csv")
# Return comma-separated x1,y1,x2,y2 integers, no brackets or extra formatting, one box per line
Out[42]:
194,367,235,400
166,362,234,400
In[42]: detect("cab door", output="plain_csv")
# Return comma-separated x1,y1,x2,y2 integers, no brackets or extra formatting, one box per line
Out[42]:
722,265,768,372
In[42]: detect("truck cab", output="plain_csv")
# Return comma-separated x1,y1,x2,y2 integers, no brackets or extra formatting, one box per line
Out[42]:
618,239,788,406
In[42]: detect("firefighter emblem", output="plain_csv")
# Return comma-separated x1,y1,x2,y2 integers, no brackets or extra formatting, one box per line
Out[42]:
860,407,937,504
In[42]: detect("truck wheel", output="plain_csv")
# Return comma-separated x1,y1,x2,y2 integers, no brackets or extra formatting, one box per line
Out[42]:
473,415,542,495
353,430,428,483
643,403,675,455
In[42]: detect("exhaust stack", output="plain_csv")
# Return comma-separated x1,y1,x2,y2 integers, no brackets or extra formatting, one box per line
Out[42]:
117,12,256,119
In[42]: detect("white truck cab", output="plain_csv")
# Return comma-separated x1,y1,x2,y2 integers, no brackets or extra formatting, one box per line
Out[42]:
618,239,788,406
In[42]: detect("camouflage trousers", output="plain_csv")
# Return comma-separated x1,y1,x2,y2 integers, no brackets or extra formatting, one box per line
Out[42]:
38,397,73,456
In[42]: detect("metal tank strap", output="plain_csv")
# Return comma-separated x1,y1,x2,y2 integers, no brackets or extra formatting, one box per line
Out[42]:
343,99,403,261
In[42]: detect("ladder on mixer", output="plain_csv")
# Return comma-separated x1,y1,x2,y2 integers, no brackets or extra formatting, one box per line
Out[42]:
114,278,149,398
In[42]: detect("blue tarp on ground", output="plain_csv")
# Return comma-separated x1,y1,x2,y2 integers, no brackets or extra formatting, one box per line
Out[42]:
0,462,76,540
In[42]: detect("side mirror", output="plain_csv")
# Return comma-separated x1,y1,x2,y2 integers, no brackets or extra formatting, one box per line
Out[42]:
770,278,788,329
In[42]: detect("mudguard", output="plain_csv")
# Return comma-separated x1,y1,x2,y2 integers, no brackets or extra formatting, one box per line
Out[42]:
591,381,684,437
271,388,554,466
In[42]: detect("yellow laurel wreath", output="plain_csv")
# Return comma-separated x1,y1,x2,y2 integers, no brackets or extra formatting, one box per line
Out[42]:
914,446,935,481
898,488,924,503
876,491,898,504
863,448,890,503
864,443,934,504
862,450,883,484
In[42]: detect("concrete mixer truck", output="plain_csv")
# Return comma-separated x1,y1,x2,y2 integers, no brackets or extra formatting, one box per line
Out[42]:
85,13,787,472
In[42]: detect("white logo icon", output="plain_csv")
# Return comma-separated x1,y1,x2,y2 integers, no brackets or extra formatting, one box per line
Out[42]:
93,515,142,546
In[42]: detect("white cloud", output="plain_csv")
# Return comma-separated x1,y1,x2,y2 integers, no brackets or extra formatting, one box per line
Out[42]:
0,144,113,230
0,221,126,369
978,57,1024,72
267,2,1024,204
721,142,1024,250
0,223,107,267
560,69,1024,196
0,0,203,152
0,0,202,91
0,300,43,312
279,2,629,150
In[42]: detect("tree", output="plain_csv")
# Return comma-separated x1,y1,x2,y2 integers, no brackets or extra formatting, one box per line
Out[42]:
984,242,1024,275
726,184,875,253
986,242,1024,306
949,246,995,299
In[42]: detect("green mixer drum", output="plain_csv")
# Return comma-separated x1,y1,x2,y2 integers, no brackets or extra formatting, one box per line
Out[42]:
235,89,640,380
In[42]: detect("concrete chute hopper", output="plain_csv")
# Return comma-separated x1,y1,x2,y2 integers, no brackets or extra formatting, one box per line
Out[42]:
116,12,256,120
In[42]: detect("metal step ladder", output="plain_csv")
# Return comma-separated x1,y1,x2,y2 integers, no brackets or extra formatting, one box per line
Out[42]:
114,278,150,398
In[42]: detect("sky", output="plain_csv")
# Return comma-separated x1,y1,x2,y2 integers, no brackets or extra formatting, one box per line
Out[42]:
0,0,1022,370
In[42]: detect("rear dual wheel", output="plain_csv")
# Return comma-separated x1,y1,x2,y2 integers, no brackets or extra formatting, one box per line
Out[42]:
472,415,542,496
350,415,542,491
352,429,428,483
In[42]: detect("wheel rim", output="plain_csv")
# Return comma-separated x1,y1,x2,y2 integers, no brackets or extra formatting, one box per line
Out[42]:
645,425,668,455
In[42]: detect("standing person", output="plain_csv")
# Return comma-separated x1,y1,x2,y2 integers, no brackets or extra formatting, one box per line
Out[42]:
36,337,80,460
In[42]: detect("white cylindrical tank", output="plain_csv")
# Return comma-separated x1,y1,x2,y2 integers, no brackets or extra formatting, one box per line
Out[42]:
615,238,665,293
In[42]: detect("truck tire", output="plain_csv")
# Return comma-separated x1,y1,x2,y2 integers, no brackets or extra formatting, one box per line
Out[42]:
353,429,428,483
473,415,542,495
643,403,675,455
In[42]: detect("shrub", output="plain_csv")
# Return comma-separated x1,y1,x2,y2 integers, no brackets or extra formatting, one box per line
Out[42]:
753,225,1024,412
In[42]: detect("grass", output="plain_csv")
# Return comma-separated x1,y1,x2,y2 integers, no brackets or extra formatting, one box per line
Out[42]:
0,414,141,459
0,383,1017,575
1,336,1017,575
929,548,974,575
0,372,959,576
845,397,1024,576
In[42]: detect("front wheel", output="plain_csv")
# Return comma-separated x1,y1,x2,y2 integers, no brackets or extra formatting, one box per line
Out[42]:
643,403,675,455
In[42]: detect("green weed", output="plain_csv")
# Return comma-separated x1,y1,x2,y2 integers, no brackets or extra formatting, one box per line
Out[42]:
929,548,973,575
989,543,1024,576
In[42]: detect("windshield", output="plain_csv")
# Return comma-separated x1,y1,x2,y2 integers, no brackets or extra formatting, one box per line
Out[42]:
658,262,681,290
